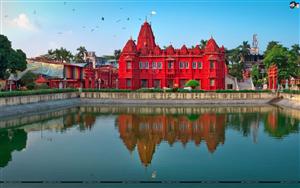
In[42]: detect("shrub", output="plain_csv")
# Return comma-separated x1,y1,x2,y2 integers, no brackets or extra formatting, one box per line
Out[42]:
185,80,199,89
35,84,50,90
26,82,36,90
0,88,77,98
20,71,37,87
282,90,300,94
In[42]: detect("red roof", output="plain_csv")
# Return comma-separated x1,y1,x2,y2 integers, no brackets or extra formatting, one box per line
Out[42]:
35,75,49,83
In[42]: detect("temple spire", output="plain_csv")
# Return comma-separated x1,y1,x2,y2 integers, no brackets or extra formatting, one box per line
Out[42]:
137,21,156,50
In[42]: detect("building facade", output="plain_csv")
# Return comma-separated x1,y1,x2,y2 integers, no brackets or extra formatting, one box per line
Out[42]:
118,21,227,90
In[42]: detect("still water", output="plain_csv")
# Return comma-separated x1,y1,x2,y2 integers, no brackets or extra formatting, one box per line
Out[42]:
0,105,299,182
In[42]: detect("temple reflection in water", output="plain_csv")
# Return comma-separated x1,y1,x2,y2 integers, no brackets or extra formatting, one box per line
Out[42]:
117,113,225,166
0,106,299,168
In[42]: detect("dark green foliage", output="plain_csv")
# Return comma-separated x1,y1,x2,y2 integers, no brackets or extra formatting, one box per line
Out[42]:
74,46,87,63
0,88,77,98
26,82,36,90
263,43,299,81
0,35,27,79
35,84,50,90
20,71,37,87
46,47,73,63
282,90,300,94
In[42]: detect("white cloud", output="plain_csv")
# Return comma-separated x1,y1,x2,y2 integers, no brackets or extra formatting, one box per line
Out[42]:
11,13,37,31
150,11,157,15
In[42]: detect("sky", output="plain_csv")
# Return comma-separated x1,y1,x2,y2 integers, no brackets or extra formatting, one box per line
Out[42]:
1,0,299,58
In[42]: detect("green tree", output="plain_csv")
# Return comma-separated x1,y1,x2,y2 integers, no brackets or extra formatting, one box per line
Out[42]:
200,39,207,49
251,64,263,87
74,46,87,63
20,71,37,90
114,49,121,60
185,80,199,89
238,41,250,63
46,47,73,63
226,47,243,80
264,44,288,81
0,35,27,79
265,41,279,54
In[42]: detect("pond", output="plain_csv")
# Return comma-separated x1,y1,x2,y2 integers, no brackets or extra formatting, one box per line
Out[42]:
0,105,299,184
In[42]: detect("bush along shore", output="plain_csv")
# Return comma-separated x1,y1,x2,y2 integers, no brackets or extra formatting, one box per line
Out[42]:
0,88,77,97
1,88,299,98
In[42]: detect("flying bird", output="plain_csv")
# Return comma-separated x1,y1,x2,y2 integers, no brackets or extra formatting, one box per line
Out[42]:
72,8,76,11
63,2,67,5
91,29,94,32
57,32,63,34
127,17,130,21
122,27,126,30
116,19,121,23
101,17,104,21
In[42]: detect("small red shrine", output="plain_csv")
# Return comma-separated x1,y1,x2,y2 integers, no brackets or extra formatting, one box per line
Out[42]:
268,64,278,90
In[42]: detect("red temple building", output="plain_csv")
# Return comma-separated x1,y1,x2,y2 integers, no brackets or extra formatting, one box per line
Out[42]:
118,21,227,90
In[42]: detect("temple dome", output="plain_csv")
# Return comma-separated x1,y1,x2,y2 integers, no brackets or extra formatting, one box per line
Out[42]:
205,37,220,53
166,45,175,55
192,45,201,55
122,38,137,53
180,45,189,55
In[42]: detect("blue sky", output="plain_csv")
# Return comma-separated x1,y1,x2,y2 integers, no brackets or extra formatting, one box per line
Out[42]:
1,0,299,57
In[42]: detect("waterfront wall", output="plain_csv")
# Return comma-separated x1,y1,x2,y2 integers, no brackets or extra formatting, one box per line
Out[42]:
1,91,299,107
279,93,300,103
80,92,276,104
0,92,79,107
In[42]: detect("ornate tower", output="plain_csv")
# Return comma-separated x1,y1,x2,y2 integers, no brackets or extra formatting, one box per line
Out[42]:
137,21,156,51
118,38,139,89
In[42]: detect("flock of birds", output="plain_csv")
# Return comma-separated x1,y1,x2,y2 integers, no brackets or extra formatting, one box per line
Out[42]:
3,1,156,38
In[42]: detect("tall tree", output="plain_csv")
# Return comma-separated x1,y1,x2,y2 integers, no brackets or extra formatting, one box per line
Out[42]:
114,49,121,60
46,47,73,63
0,35,27,79
263,43,299,81
200,39,207,49
265,41,279,54
238,41,250,63
74,46,87,63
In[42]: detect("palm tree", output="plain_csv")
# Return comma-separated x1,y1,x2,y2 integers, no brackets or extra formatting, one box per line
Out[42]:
238,41,250,63
114,49,121,60
200,39,207,49
48,47,73,63
75,46,87,63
